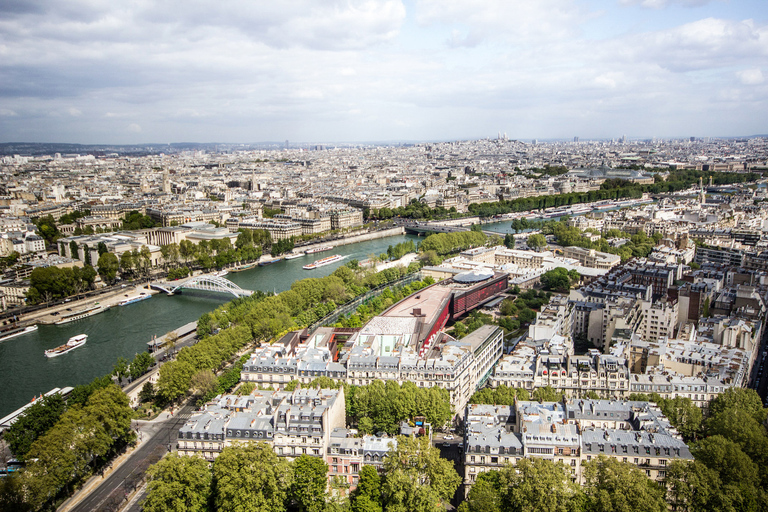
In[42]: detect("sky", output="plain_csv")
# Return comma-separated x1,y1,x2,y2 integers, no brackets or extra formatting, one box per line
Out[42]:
0,0,766,144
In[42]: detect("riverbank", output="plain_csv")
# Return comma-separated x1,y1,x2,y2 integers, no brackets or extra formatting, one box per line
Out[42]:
15,284,160,326
374,252,419,272
300,226,405,252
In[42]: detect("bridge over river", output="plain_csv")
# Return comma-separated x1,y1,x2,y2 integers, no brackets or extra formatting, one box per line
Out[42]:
151,273,253,298
400,220,500,237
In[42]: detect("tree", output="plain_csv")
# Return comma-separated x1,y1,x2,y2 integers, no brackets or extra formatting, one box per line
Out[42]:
460,471,501,512
130,352,155,379
352,465,382,512
498,458,583,512
180,239,196,263
540,267,572,292
0,472,31,512
143,454,212,512
290,455,328,512
112,356,130,383
527,233,547,251
22,385,134,510
69,241,79,260
190,369,218,397
120,251,134,276
97,252,119,284
4,394,66,460
213,443,291,512
706,388,766,425
156,360,195,403
382,435,460,509
139,382,155,403
165,330,179,356
690,435,758,489
657,396,702,441
140,245,152,276
582,456,667,512
532,386,562,403
665,460,724,512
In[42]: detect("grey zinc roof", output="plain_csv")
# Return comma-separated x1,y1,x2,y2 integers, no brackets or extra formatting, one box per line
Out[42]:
581,428,692,459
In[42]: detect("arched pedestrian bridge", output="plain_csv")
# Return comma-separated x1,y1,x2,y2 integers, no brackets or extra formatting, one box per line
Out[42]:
151,274,253,298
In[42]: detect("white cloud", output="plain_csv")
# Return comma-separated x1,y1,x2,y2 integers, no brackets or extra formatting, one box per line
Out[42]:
126,123,141,133
0,0,765,142
68,107,82,116
619,0,715,9
415,0,589,45
613,18,768,72
737,68,764,85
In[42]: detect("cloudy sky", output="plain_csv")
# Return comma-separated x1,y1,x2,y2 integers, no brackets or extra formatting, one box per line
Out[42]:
0,0,766,144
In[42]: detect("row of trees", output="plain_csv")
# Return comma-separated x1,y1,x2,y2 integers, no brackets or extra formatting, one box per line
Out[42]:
466,170,763,218
111,351,156,384
385,240,416,261
26,264,97,303
346,380,451,434
283,378,453,436
461,456,668,512
336,275,433,329
418,231,486,256
156,325,252,403
1,385,135,511
367,200,461,221
143,436,460,512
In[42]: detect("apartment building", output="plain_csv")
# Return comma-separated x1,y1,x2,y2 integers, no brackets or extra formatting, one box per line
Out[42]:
638,299,678,342
326,429,397,493
562,247,621,270
177,388,346,462
462,399,692,495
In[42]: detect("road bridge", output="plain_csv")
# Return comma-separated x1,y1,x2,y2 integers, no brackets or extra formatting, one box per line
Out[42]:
401,221,499,237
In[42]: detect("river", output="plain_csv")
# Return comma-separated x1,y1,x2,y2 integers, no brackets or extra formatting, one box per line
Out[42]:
0,234,420,418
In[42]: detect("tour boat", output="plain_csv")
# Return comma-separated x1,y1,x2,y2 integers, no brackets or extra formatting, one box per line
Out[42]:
305,245,333,255
45,334,87,358
54,305,109,325
284,252,305,260
258,257,283,266
0,325,38,342
118,294,151,306
303,254,344,270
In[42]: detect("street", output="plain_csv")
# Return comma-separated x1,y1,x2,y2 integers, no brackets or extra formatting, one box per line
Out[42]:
64,404,194,512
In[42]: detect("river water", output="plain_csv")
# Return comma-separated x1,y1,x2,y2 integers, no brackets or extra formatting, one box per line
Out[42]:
0,234,420,418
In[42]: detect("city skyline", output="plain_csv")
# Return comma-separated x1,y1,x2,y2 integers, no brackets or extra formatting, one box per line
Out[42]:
1,0,766,144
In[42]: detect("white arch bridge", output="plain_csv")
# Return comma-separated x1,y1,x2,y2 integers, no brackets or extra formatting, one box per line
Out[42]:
151,274,253,298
